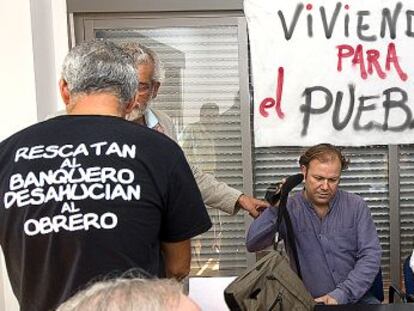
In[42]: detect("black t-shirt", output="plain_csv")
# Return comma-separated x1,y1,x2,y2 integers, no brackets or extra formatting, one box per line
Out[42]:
0,115,211,311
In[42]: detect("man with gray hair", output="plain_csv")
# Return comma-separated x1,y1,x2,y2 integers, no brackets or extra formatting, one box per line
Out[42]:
0,40,211,311
121,42,268,217
57,277,200,311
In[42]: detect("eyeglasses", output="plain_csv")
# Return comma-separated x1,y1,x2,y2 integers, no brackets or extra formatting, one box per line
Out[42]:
138,81,153,93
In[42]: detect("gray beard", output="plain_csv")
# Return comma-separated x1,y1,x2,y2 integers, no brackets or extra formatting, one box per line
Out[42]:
126,100,152,122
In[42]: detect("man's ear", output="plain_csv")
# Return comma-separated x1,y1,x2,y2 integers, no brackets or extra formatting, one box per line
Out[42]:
151,81,161,99
300,165,307,179
59,79,71,106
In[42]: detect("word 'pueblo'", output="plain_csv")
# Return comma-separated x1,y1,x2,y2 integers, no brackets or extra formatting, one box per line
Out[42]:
300,84,414,136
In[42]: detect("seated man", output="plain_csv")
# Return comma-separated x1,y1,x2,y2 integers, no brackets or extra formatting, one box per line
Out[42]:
0,40,211,311
246,143,381,305
57,277,200,311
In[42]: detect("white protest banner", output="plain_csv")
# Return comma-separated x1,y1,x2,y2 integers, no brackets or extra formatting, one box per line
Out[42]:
245,0,414,147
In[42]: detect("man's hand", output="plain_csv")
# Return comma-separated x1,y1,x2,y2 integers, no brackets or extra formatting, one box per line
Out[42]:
314,294,338,305
237,194,270,218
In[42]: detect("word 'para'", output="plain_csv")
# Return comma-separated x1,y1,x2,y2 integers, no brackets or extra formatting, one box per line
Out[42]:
337,42,407,81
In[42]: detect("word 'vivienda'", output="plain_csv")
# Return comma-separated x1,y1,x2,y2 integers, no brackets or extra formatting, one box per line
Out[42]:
278,2,413,41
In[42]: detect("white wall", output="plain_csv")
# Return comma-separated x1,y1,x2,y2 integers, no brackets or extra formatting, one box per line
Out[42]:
0,0,37,141
0,0,35,308
0,0,68,309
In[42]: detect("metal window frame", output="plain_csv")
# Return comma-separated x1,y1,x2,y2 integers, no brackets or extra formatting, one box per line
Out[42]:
71,12,256,269
67,0,243,13
389,145,401,287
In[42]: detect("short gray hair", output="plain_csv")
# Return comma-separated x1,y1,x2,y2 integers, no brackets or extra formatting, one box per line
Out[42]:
120,42,164,82
56,278,183,311
61,40,138,106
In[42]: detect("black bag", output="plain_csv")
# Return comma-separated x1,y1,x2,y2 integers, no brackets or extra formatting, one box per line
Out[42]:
224,174,315,311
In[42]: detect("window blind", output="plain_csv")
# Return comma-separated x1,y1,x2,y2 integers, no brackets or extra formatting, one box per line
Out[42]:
97,24,247,276
399,145,414,268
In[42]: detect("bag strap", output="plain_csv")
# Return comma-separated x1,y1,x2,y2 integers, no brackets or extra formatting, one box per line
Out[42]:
275,174,303,279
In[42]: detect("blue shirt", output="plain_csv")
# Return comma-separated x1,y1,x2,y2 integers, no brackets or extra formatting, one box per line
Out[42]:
246,189,381,304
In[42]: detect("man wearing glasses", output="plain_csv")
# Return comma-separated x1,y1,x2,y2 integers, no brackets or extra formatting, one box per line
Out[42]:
121,42,269,218
50,42,268,217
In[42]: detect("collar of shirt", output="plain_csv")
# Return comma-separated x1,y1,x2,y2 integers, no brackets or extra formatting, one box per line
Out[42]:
144,109,159,129
300,189,340,216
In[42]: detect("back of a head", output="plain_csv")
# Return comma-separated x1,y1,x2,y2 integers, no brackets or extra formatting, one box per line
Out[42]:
57,278,192,311
61,40,138,105
120,42,164,82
